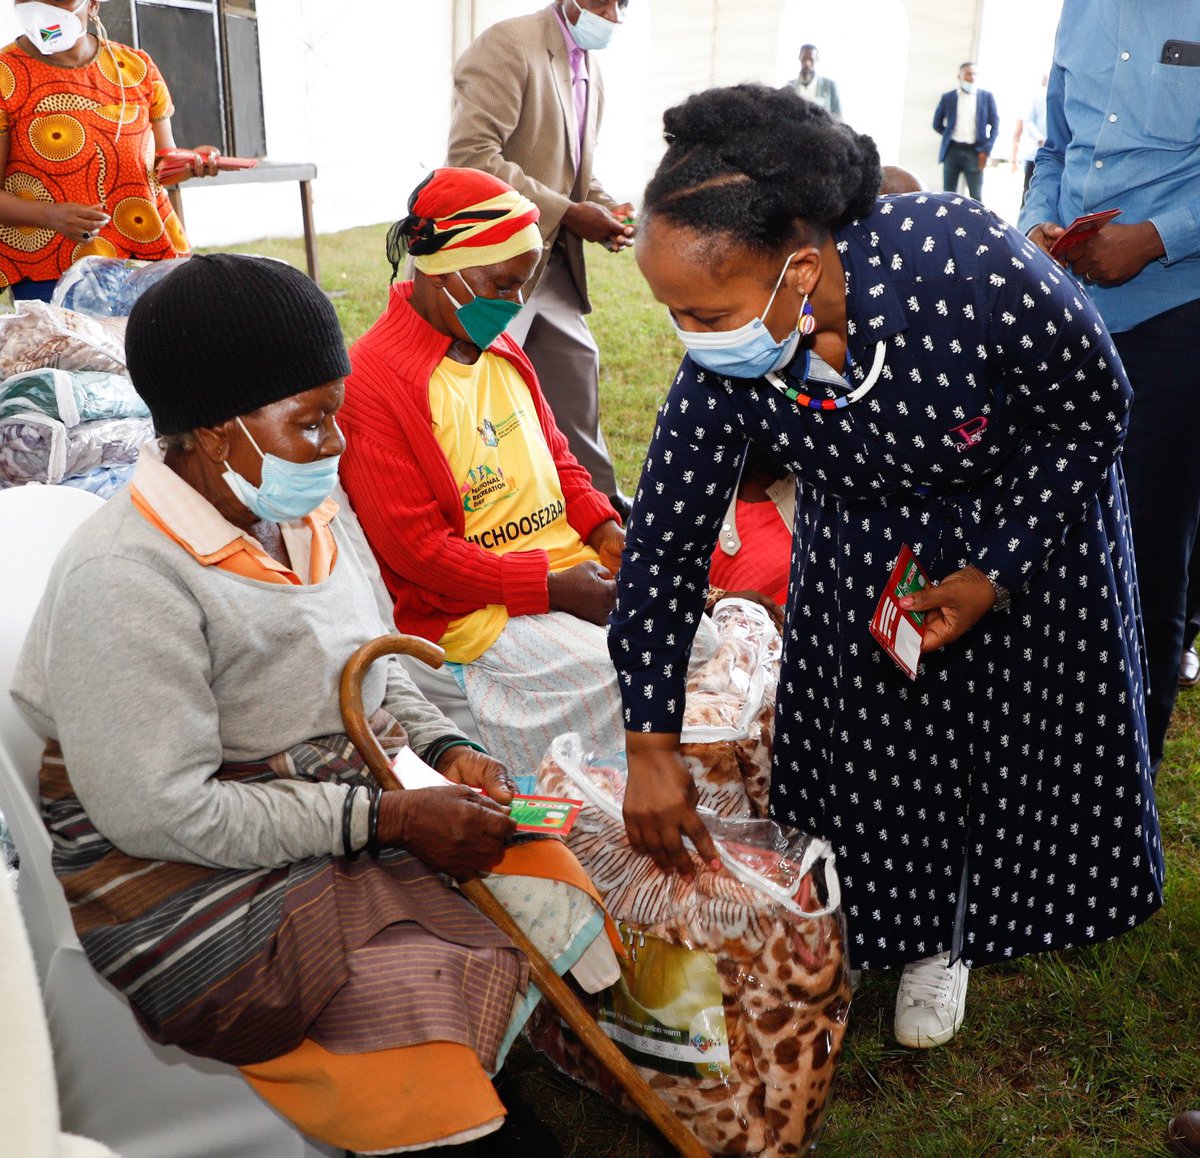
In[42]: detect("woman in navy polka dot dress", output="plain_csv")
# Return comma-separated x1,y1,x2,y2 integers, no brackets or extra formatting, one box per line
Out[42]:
608,85,1164,1049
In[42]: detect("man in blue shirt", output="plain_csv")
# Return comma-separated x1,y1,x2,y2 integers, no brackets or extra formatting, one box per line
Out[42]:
932,63,1000,200
1010,74,1048,205
1020,0,1200,778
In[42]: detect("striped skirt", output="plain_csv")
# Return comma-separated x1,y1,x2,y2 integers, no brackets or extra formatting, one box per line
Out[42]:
39,715,525,1068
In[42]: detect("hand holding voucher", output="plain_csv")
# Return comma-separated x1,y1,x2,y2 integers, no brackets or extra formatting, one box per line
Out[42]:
435,744,516,805
898,566,997,652
378,786,514,880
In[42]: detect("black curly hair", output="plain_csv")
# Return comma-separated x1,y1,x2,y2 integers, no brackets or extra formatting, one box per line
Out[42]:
642,84,881,256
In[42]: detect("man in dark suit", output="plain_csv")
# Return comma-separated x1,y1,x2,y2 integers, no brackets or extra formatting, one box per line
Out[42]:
932,62,1000,200
448,0,636,517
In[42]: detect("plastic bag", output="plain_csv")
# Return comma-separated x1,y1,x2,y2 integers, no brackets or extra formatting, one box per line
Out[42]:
0,413,152,486
0,300,126,376
675,597,781,819
60,461,136,499
0,368,147,426
52,256,189,318
0,811,17,887
531,734,851,1156
680,598,781,745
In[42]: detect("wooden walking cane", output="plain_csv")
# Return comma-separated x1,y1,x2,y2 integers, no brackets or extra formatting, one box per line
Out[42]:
340,634,708,1158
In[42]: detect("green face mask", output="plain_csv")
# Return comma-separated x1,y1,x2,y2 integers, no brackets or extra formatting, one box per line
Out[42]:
444,276,524,350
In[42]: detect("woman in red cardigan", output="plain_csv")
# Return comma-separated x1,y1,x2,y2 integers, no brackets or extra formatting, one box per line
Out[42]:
340,168,626,776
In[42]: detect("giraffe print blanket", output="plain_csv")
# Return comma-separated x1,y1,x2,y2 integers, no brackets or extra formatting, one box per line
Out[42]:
530,608,850,1155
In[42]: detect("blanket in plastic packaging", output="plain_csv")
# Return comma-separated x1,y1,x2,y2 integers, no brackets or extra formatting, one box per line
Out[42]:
0,300,125,377
0,413,151,486
529,602,850,1156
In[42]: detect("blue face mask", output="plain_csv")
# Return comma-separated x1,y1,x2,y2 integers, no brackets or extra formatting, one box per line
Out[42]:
565,0,619,51
672,253,801,379
960,81,975,94
223,417,341,522
443,276,524,350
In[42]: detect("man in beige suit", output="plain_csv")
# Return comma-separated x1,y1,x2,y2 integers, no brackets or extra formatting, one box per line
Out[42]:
449,0,636,517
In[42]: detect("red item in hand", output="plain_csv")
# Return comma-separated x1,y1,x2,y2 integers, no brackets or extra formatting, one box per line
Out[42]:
1048,208,1122,258
154,148,259,182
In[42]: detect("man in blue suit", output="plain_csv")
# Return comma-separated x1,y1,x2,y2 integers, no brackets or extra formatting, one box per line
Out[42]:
933,62,1000,200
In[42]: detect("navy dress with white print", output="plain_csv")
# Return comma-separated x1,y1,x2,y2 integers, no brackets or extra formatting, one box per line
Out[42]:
609,193,1164,970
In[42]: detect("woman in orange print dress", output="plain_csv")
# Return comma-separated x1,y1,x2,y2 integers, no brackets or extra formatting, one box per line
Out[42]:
0,0,218,300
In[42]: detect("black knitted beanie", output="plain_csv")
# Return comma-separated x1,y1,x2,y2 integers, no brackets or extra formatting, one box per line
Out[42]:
124,253,351,435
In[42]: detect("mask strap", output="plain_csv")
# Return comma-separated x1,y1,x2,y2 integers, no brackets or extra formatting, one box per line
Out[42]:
760,251,797,320
442,271,476,311
235,416,267,460
92,10,126,144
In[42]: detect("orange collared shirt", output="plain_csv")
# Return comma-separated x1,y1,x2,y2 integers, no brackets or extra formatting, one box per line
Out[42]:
127,444,338,585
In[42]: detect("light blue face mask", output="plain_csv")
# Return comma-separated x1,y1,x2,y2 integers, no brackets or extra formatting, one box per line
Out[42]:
565,0,620,51
223,417,341,522
671,253,801,379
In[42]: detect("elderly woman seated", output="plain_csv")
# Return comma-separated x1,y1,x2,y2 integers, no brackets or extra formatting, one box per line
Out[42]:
338,168,629,776
11,254,617,1157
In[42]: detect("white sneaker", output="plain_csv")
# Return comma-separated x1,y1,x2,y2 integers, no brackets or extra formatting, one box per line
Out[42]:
893,951,969,1048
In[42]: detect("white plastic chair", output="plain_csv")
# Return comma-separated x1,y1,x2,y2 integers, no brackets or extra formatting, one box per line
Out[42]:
0,484,337,1158
0,829,117,1158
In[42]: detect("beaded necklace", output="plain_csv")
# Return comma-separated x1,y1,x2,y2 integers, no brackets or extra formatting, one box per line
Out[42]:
764,339,887,411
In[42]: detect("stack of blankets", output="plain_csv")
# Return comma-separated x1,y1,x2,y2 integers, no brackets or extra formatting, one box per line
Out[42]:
0,301,151,497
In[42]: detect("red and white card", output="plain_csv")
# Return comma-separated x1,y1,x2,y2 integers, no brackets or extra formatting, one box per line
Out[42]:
869,544,929,680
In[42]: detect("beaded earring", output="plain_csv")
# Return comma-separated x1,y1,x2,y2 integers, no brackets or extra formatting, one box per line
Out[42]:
798,294,816,336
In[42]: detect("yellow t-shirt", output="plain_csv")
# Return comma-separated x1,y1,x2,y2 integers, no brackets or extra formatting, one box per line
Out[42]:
431,351,597,662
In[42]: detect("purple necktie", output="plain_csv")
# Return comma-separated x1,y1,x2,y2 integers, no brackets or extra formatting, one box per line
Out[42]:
569,44,587,171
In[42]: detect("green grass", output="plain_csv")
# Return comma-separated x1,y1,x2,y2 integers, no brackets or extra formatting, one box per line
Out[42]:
208,228,1200,1156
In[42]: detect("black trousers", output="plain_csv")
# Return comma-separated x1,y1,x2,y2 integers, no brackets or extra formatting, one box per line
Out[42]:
1113,297,1200,772
942,142,983,200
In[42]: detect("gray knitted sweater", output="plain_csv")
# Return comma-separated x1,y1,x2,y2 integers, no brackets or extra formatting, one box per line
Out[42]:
12,490,465,869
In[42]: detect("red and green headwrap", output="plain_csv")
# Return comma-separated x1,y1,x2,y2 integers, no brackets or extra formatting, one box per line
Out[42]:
386,168,543,281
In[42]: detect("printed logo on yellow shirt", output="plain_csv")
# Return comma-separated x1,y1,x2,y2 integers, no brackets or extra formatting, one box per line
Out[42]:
461,463,519,513
479,409,524,444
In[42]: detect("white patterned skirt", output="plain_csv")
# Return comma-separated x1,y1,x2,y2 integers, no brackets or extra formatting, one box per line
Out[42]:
449,612,625,777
